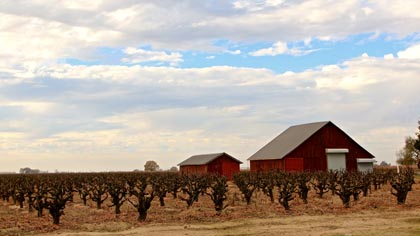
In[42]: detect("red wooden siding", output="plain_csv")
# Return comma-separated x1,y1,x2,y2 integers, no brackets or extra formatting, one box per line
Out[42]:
286,122,372,171
208,155,240,180
180,154,241,180
284,158,304,171
250,159,284,172
250,122,373,172
180,165,207,174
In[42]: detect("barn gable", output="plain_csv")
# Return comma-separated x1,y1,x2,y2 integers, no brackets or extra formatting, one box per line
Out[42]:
248,121,374,172
178,152,242,166
178,152,242,179
248,121,329,161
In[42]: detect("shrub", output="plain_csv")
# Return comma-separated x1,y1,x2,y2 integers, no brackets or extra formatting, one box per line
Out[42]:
233,171,258,205
207,175,229,214
390,168,415,204
275,172,297,210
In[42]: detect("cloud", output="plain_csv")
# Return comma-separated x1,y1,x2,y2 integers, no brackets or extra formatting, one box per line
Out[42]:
233,0,286,11
1,0,420,68
0,12,120,68
249,41,316,56
122,47,183,66
226,49,241,55
1,1,420,171
250,41,288,56
0,101,55,113
384,53,394,59
1,48,420,170
397,44,420,59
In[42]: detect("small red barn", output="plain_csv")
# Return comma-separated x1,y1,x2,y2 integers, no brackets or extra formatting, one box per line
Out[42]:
178,152,242,179
248,121,375,172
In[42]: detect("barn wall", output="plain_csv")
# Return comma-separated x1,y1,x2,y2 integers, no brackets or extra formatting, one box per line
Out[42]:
180,165,207,175
250,159,284,172
286,122,373,171
208,154,240,180
284,157,304,171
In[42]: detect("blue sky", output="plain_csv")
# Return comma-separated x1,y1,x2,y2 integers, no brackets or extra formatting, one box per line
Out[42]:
65,33,415,73
0,1,420,172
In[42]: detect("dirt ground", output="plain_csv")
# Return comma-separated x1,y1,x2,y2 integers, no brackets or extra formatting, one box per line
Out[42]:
1,176,420,236
39,209,420,236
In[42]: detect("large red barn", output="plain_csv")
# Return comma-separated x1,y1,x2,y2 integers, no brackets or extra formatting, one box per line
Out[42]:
178,152,242,179
248,121,375,172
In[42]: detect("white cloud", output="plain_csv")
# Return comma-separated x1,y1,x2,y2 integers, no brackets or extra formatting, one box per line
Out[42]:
1,49,420,170
226,50,241,55
0,12,120,68
233,0,285,12
0,0,420,67
250,41,288,56
122,47,183,66
250,41,316,56
0,101,55,113
397,44,420,59
1,1,420,171
384,53,394,59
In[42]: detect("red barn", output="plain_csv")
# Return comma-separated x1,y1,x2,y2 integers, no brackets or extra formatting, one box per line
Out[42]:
248,121,375,172
178,152,242,179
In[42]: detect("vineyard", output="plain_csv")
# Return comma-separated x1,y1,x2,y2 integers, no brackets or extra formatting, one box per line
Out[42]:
0,169,418,235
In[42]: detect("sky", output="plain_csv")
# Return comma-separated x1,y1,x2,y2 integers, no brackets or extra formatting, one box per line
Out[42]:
0,0,420,172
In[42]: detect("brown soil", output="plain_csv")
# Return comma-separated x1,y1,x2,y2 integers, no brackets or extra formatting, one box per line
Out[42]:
1,177,419,236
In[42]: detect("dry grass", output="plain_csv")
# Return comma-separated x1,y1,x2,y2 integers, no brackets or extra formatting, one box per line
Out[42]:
0,176,419,236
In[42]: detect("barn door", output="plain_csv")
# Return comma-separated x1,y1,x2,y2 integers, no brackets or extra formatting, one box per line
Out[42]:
357,159,374,172
326,149,348,171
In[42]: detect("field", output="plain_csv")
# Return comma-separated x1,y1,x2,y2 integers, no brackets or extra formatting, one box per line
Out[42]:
0,173,419,236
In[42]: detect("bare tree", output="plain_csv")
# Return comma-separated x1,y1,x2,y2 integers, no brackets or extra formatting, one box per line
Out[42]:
207,175,229,215
391,168,415,204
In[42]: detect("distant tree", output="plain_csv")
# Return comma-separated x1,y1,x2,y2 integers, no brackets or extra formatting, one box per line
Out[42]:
415,120,420,150
144,161,160,171
169,166,178,172
379,161,390,167
19,167,40,174
396,136,419,166
415,120,420,168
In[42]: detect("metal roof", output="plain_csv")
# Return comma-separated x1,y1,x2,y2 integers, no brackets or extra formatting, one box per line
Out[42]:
248,121,330,161
178,152,242,166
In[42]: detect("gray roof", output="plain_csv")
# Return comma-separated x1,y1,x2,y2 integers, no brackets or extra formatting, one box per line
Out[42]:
178,152,242,166
248,121,330,161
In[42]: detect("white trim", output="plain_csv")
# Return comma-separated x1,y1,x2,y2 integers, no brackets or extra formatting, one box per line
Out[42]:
357,158,376,163
326,148,349,154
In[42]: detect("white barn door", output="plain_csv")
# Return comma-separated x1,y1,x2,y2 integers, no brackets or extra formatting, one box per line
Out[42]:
326,149,348,171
